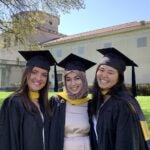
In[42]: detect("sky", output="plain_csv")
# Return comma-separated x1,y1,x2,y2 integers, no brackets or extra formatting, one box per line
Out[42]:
59,0,150,35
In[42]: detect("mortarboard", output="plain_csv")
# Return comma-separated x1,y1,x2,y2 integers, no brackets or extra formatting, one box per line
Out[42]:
57,53,96,72
97,47,138,97
19,50,59,92
18,50,57,71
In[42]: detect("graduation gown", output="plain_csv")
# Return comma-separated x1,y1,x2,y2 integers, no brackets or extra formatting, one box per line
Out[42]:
0,96,50,150
49,96,97,150
96,93,147,150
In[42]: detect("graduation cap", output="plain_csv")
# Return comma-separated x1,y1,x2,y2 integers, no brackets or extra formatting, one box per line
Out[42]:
97,47,138,97
18,50,56,71
58,53,96,72
19,50,59,92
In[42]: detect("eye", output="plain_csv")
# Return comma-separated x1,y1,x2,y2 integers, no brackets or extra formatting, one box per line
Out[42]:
42,73,48,78
108,70,116,75
31,70,37,75
75,76,81,80
99,68,104,72
66,77,71,82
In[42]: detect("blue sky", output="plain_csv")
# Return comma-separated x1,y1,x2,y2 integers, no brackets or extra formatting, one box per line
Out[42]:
59,0,150,35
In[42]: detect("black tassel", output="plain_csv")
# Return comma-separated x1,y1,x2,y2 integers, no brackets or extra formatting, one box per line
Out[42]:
132,65,137,97
54,63,58,92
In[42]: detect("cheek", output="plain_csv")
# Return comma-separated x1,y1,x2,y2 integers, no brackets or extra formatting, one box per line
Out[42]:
43,76,47,83
111,75,119,85
78,80,83,88
96,70,101,78
65,81,70,88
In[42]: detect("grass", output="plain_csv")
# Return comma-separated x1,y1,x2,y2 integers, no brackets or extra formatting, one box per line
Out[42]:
0,91,56,106
0,91,150,128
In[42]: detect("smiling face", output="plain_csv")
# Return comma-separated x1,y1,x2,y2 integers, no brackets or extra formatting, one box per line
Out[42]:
65,71,83,95
96,65,119,92
27,67,48,92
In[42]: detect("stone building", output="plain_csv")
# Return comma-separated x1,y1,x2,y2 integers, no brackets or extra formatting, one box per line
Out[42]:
43,21,150,89
0,11,65,89
1,12,150,90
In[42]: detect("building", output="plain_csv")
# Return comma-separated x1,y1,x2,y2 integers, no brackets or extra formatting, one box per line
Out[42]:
0,11,65,89
43,21,150,89
1,13,150,90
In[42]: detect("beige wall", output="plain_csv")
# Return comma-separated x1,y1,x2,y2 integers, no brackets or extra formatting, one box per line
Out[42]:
46,26,150,85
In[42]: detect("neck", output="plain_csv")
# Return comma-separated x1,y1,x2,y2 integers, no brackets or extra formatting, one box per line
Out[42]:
101,90,109,95
28,91,40,101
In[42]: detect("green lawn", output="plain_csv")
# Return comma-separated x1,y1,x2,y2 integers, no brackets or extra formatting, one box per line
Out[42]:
0,91,150,128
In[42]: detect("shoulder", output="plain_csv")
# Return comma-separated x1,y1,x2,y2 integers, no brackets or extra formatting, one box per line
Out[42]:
111,93,135,115
1,95,24,112
49,95,65,106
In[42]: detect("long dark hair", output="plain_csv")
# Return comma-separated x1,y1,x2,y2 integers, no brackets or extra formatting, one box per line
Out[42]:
91,64,128,116
10,66,50,117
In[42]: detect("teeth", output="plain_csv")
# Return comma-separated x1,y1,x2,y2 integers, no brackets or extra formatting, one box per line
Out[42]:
101,80,107,84
33,82,40,86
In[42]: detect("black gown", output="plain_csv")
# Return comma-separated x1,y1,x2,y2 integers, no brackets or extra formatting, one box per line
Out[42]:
0,96,50,150
49,95,97,150
96,93,148,150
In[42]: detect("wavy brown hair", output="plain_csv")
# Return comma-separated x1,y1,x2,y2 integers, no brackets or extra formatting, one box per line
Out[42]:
10,66,50,117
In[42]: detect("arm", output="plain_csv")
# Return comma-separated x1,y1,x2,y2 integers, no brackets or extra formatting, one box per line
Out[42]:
115,101,141,150
0,97,22,150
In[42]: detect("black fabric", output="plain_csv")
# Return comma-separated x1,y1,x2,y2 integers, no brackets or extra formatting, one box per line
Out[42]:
97,47,138,68
99,53,126,72
96,93,147,150
49,96,97,150
0,96,50,150
19,50,57,71
57,53,96,72
54,63,58,92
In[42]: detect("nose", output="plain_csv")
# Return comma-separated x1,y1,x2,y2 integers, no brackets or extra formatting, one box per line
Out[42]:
101,71,108,78
71,79,76,86
36,73,42,81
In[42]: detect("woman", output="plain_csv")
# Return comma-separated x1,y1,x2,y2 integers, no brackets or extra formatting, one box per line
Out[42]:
0,50,56,150
91,47,150,150
49,53,97,150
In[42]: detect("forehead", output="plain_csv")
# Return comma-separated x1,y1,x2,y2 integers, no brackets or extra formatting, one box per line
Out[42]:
65,71,79,77
99,65,118,72
32,66,48,73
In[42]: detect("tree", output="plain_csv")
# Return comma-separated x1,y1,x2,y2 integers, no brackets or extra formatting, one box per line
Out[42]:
0,0,85,44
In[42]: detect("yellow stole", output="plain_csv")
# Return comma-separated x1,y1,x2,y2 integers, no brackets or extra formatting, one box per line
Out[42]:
101,90,108,95
28,91,40,101
58,91,90,105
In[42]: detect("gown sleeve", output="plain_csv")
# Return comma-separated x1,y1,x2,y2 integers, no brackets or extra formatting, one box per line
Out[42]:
0,97,23,150
115,100,146,150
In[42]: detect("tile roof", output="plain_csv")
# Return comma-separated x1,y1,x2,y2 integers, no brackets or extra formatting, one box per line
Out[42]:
43,20,150,46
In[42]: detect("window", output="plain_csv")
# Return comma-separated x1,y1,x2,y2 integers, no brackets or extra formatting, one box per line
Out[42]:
3,37,11,48
77,46,84,55
14,36,19,46
49,21,52,25
137,37,147,48
56,49,62,57
3,38,7,48
104,42,112,48
7,37,11,47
